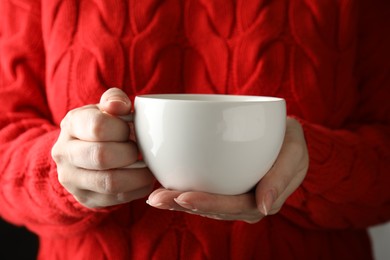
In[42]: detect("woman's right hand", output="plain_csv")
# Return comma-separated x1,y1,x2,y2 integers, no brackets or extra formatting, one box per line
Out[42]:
51,88,155,209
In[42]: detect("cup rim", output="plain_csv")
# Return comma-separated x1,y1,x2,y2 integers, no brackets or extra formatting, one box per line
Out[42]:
135,94,284,103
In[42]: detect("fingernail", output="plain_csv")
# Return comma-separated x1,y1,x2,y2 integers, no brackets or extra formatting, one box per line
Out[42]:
174,198,197,211
106,96,129,105
146,200,164,208
260,190,276,216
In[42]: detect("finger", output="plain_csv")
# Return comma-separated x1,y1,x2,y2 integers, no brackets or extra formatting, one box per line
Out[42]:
59,167,155,195
99,88,132,116
255,153,298,216
174,192,258,216
148,189,258,215
147,188,184,210
63,106,130,142
148,189,262,223
66,139,138,170
74,185,154,209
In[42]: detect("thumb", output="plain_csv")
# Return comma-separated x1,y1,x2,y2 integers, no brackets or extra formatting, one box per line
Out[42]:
255,118,308,216
99,88,132,116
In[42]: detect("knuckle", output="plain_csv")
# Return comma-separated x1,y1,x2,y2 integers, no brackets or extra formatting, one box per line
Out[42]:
100,173,118,194
74,194,93,208
57,169,70,187
51,144,61,163
51,143,71,168
89,143,108,169
115,192,128,203
57,167,78,191
116,192,135,203
60,111,72,129
73,191,104,209
87,112,106,140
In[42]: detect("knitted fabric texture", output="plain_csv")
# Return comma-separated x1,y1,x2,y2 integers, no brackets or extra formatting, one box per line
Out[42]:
0,0,389,259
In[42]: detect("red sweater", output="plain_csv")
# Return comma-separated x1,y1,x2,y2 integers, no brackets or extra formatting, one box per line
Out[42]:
1,0,390,259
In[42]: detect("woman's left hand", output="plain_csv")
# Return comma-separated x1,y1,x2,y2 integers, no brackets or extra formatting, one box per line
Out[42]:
147,117,309,223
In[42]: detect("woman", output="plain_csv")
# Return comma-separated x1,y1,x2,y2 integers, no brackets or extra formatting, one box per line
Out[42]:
1,0,389,259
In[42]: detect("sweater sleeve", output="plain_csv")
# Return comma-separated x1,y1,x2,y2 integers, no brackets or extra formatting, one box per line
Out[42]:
0,0,113,238
283,1,390,230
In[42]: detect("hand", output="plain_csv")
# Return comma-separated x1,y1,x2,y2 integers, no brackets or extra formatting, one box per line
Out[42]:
51,88,155,208
147,117,308,223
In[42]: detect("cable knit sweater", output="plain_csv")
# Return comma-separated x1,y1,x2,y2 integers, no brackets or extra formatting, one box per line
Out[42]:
1,0,390,259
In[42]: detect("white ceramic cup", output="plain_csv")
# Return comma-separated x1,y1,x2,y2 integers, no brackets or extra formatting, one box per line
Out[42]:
131,94,286,195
